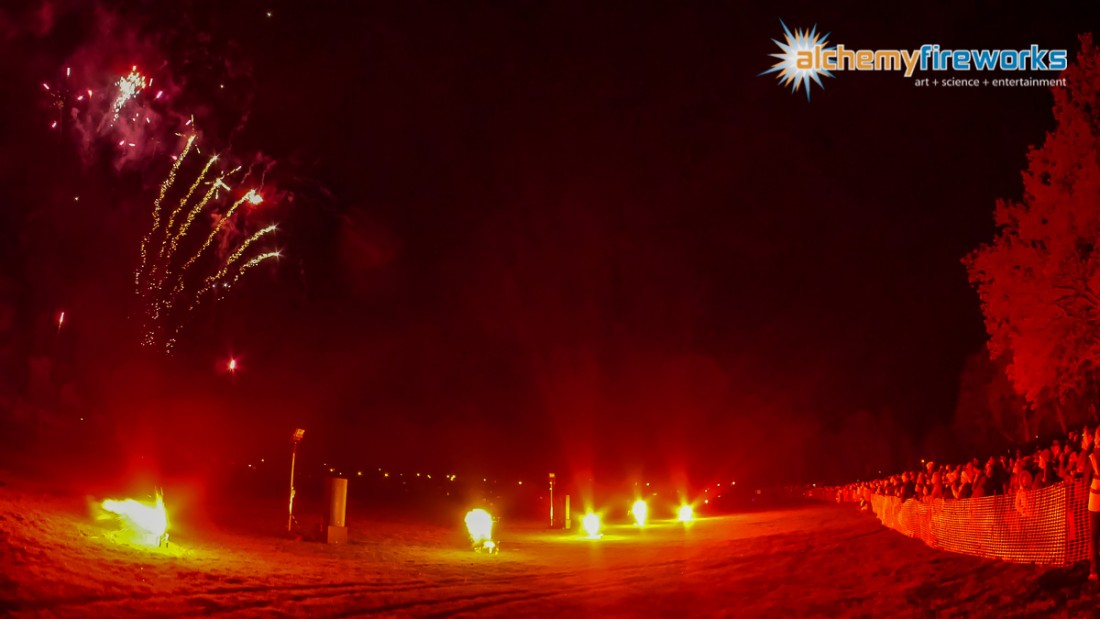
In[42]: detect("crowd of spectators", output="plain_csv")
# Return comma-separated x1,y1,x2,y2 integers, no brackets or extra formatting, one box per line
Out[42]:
833,426,1096,513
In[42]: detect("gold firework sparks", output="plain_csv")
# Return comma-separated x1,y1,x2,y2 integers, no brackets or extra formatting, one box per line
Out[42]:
112,67,147,121
137,134,196,288
136,135,281,352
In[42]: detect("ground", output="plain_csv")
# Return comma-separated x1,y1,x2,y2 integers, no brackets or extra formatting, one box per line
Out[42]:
2,477,1100,618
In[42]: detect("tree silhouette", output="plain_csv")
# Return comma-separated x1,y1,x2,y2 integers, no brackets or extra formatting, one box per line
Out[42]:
965,35,1100,433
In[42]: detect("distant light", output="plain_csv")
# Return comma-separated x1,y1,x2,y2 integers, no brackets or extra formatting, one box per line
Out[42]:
582,512,602,539
329,467,334,473
57,311,65,331
631,500,648,526
228,357,238,373
357,471,362,476
678,504,694,524
518,480,523,485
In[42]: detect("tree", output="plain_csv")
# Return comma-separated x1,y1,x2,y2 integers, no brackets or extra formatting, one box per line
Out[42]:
965,35,1100,432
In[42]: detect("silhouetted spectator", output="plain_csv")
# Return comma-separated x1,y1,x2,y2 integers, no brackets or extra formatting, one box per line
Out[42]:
1036,450,1061,488
971,468,988,499
956,470,973,500
1088,427,1100,582
901,472,916,502
986,458,1008,495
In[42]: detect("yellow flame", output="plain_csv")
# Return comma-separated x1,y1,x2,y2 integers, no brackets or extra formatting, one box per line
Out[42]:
464,508,493,545
631,499,648,526
582,512,602,539
678,504,694,524
101,490,168,547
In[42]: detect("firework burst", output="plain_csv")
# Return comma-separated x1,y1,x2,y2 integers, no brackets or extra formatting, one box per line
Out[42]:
112,66,148,121
135,134,281,353
44,63,175,165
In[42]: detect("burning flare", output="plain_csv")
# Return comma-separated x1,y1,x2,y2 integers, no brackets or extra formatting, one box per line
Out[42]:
632,499,648,527
582,512,602,539
464,508,497,554
101,490,169,547
678,504,695,524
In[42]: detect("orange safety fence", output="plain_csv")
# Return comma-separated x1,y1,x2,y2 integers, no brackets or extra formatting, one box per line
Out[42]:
870,479,1091,565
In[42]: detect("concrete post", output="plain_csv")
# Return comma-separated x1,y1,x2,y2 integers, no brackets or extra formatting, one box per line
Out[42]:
324,477,348,543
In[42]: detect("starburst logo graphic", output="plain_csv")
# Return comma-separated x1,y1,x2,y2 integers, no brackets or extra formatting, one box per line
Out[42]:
760,21,834,101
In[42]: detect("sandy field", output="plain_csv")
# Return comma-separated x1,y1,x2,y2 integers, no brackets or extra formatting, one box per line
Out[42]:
2,476,1099,618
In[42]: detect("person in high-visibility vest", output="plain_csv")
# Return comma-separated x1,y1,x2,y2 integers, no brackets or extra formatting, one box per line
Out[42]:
1088,427,1100,582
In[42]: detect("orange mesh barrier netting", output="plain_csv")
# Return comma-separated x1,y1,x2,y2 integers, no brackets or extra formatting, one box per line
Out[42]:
871,479,1092,565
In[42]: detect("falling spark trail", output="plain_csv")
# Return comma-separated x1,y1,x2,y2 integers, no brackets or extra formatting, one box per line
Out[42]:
178,190,260,276
165,175,228,263
138,134,196,287
136,135,282,352
200,224,277,291
192,249,281,307
228,251,281,288
161,155,217,250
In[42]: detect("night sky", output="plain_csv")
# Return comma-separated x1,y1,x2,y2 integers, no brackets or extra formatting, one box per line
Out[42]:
0,1,1097,487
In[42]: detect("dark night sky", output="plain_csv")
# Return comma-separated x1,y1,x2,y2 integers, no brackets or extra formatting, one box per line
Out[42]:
0,1,1097,486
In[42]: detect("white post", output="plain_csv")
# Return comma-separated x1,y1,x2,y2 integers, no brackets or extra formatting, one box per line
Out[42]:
288,428,305,532
549,472,556,528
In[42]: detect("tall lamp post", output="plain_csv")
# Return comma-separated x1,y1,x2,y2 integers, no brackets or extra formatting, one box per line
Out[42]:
548,472,556,528
288,428,305,533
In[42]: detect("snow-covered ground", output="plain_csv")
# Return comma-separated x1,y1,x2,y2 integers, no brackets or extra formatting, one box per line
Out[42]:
1,476,1097,617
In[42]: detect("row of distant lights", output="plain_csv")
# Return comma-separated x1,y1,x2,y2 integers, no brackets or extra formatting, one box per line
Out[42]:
243,460,496,485
242,460,729,490
243,461,739,501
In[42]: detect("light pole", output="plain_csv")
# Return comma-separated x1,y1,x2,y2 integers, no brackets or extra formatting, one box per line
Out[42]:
548,472,556,528
288,428,305,533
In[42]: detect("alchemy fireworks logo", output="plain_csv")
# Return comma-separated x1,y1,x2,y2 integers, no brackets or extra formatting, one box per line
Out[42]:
762,20,1069,101
759,21,835,101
